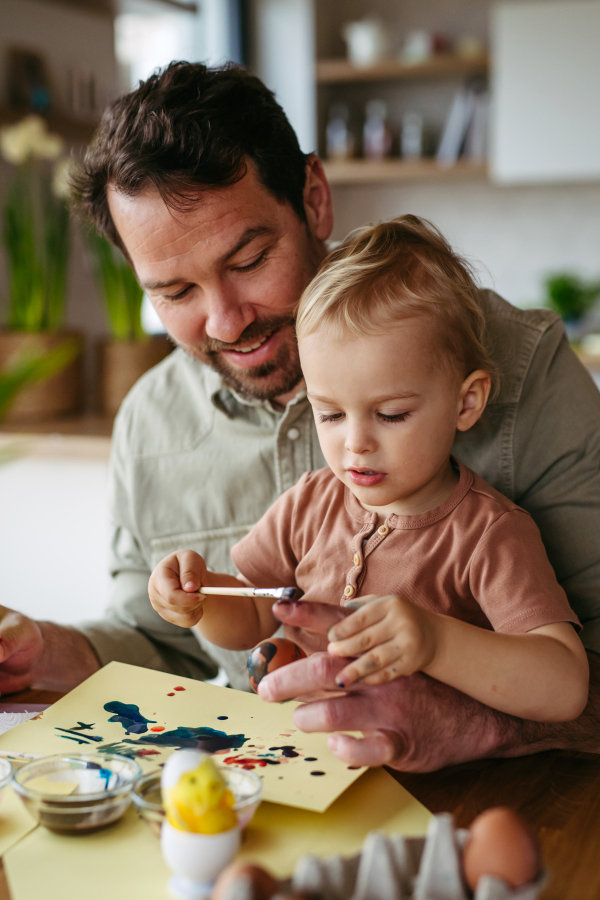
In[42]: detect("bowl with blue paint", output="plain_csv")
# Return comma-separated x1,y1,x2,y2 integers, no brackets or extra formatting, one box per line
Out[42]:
12,752,141,833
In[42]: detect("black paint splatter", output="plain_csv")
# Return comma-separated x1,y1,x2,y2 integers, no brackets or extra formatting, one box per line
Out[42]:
304,757,317,762
268,745,299,758
217,716,228,720
310,771,326,776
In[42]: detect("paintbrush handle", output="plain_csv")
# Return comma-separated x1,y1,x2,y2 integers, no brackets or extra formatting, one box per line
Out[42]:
200,586,259,597
200,586,299,601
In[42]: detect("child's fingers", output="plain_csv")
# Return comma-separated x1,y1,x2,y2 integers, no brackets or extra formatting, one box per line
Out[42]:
334,640,404,688
328,617,393,658
175,549,208,592
327,596,391,643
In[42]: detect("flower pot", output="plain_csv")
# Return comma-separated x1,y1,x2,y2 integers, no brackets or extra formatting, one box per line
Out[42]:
99,336,172,416
0,330,84,422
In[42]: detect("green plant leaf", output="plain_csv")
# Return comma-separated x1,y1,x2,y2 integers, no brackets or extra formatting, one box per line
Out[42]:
87,230,146,342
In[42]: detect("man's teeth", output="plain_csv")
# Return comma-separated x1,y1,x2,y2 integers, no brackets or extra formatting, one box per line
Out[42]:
235,336,269,353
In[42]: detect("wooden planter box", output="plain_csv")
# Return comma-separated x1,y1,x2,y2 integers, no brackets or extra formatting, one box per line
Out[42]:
99,337,173,416
0,330,84,422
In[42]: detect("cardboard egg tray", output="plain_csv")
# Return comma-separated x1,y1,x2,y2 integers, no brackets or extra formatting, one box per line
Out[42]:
278,814,547,900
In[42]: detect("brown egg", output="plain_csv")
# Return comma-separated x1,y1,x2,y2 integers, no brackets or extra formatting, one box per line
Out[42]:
212,862,280,900
246,638,307,691
463,807,540,891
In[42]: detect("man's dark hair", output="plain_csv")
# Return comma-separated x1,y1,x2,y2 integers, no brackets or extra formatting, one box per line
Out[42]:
73,61,308,248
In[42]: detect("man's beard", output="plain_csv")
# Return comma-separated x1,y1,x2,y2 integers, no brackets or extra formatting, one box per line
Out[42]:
175,315,303,402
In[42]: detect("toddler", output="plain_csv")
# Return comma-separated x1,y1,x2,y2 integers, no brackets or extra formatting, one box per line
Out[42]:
149,216,588,723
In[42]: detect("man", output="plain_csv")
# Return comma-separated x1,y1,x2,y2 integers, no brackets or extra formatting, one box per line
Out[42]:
2,62,600,771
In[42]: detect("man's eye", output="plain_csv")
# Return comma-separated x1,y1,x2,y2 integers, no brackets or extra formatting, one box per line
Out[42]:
167,286,192,301
318,413,344,423
377,412,410,423
233,251,267,272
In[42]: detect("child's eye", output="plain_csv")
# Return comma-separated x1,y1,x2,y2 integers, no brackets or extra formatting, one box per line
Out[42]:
377,412,410,423
317,412,344,423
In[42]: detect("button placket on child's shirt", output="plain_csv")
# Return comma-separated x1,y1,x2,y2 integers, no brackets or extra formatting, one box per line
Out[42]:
341,517,395,602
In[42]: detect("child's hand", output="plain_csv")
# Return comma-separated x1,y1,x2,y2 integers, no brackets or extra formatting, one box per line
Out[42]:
149,550,208,628
327,594,438,687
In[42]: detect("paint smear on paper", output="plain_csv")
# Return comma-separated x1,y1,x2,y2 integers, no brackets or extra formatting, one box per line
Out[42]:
103,702,156,735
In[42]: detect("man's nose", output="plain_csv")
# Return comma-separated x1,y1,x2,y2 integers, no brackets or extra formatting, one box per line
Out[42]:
204,286,255,344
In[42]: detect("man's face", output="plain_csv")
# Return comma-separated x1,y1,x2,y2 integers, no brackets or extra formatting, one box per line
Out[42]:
107,162,331,402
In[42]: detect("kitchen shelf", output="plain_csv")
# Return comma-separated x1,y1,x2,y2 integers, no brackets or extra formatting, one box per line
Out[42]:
323,159,488,185
316,53,489,85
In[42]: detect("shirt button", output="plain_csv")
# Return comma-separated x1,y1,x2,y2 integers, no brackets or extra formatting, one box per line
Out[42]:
353,553,361,566
378,524,389,536
344,585,355,598
287,427,300,441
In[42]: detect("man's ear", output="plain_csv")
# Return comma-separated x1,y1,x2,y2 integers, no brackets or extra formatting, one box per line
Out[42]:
303,154,334,242
456,369,491,432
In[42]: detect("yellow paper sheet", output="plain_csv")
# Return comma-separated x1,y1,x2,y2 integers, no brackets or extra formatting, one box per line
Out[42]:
0,786,37,857
4,769,431,900
0,662,367,812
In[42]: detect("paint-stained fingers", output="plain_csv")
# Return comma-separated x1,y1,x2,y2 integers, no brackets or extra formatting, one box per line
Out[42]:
327,617,393,659
328,595,396,642
334,640,407,688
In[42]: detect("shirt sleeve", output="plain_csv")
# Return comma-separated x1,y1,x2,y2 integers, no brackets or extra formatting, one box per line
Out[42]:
512,322,600,651
469,508,581,634
230,476,307,589
78,403,219,682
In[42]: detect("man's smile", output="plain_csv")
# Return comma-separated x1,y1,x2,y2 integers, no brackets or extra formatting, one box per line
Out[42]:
221,329,281,369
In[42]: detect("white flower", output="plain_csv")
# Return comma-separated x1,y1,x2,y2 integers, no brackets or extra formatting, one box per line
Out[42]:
0,115,65,166
52,157,74,200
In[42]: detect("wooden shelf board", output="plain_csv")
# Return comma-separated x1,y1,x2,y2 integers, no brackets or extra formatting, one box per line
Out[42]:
316,53,489,85
0,107,98,145
0,413,114,439
323,159,488,185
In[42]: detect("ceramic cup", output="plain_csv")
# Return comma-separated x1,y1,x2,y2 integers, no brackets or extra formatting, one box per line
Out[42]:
161,820,241,900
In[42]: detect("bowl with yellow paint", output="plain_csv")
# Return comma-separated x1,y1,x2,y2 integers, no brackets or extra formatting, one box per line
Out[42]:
133,763,263,838
12,752,142,833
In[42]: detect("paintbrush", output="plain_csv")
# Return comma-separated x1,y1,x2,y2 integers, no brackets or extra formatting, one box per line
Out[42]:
199,586,299,601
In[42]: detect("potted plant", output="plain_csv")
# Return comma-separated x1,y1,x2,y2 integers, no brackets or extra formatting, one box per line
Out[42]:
0,115,83,421
544,273,600,332
88,231,172,416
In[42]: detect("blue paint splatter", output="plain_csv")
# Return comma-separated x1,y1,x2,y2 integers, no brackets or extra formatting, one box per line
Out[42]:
124,726,248,753
103,702,156,735
55,728,104,743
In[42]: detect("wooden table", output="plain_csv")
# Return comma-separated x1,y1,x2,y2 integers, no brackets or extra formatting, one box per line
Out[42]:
0,690,598,900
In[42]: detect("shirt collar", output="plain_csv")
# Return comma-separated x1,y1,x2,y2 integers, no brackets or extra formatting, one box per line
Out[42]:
210,375,307,419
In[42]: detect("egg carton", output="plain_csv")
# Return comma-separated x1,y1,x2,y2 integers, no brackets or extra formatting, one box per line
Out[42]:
273,814,547,900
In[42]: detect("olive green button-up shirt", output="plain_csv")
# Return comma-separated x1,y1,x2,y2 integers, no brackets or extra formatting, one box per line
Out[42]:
79,291,600,689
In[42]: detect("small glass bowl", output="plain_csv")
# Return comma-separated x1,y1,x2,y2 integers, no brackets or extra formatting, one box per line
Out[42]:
133,763,263,838
0,758,12,801
12,752,142,833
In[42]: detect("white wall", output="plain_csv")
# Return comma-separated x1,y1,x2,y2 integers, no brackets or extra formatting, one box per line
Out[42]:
331,179,600,306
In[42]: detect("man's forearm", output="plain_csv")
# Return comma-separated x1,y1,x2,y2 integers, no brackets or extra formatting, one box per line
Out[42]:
31,622,101,692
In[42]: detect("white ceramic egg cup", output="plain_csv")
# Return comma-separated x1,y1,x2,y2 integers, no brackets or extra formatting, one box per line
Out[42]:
161,821,241,900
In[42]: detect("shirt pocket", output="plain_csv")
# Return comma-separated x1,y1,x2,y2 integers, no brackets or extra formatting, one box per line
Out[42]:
150,524,255,575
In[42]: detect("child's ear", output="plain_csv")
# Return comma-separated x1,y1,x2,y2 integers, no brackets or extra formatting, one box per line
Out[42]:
456,370,491,432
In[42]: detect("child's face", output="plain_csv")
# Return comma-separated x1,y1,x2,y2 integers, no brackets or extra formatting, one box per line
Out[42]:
300,317,487,515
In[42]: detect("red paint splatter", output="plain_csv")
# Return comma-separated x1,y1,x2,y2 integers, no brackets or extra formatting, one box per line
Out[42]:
174,686,185,691
223,756,277,769
150,726,165,732
137,749,161,757
280,734,291,737
167,693,175,697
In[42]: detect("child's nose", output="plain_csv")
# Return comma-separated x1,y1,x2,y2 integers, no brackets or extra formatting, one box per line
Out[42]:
345,424,376,455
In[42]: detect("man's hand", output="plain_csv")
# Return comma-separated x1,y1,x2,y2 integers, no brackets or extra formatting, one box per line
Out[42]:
149,549,207,628
0,607,44,694
261,599,600,771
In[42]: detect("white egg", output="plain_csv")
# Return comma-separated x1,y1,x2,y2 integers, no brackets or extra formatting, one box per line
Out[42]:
161,750,208,791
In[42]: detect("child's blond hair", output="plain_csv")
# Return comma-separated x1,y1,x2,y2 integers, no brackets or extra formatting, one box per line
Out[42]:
297,215,498,395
